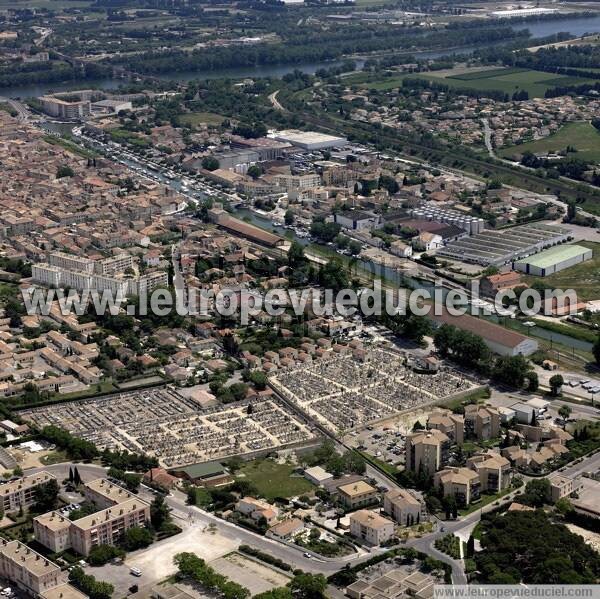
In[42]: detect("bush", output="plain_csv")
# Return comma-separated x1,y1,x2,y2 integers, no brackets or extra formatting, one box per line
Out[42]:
88,544,125,566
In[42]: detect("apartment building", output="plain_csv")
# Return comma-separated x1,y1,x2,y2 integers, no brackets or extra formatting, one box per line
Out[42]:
0,539,61,596
466,451,512,493
549,474,583,503
34,479,150,557
383,489,421,526
337,481,378,509
272,173,321,191
48,252,95,274
94,254,134,276
39,96,91,120
427,409,464,445
464,404,500,441
0,472,56,514
70,498,149,556
434,467,481,506
406,429,450,475
349,510,394,546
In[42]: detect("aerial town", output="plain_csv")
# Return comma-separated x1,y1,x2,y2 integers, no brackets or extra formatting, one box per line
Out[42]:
1,0,600,596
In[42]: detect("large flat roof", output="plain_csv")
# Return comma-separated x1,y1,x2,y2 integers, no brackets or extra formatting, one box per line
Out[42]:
514,244,592,269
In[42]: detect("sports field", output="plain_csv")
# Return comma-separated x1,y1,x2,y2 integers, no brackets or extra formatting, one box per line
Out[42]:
498,122,600,163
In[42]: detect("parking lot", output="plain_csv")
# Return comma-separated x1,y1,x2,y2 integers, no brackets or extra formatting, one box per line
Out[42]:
20,388,317,467
270,347,475,434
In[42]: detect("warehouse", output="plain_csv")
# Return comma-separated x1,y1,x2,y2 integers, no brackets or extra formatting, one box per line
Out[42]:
513,244,593,277
270,129,347,150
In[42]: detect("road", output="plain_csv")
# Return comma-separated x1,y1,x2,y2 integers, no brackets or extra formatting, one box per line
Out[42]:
481,118,494,158
268,90,286,112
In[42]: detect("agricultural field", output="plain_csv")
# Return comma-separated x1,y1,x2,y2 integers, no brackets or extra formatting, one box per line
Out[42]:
235,458,314,501
498,122,600,163
399,67,595,98
522,241,600,302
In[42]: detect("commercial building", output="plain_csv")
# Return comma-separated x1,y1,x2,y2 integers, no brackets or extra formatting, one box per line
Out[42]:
33,479,150,557
406,429,450,475
349,510,395,546
383,489,421,526
303,466,333,486
434,467,481,506
91,99,133,114
337,481,378,509
513,244,593,277
333,210,381,231
0,472,56,514
169,462,232,487
270,129,347,150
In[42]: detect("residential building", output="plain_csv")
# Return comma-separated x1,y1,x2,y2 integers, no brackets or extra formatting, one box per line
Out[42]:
383,489,421,526
33,479,150,557
265,518,304,541
466,451,512,493
464,404,500,441
405,429,450,475
236,497,279,525
434,467,481,506
349,510,394,546
549,474,583,503
0,472,56,514
337,481,378,509
427,409,464,445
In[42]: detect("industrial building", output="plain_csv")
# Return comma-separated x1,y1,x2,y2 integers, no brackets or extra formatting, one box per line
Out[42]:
513,244,593,277
270,129,347,150
437,223,571,266
489,7,558,18
430,309,539,356
409,207,485,235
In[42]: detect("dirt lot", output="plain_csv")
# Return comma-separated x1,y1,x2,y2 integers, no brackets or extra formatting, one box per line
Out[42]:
211,553,290,596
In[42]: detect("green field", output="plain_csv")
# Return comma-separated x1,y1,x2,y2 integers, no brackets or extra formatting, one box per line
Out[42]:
236,459,314,501
522,241,600,302
357,67,596,98
499,122,600,163
179,111,225,127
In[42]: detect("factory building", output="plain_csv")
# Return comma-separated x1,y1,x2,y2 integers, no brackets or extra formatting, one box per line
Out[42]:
513,244,593,277
410,207,485,235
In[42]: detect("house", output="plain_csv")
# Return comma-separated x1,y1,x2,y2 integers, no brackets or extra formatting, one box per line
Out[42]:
236,497,279,526
143,468,178,490
303,466,333,486
480,271,523,297
389,240,413,258
413,231,443,251
549,474,583,502
349,510,394,546
266,518,304,540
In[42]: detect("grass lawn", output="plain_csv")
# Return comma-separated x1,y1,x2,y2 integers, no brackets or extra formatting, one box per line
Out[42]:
459,487,513,516
366,67,596,98
40,450,69,466
43,135,99,160
236,459,314,501
499,122,600,163
179,112,225,127
522,241,600,302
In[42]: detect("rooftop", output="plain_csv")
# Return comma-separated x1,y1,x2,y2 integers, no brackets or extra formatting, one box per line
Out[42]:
514,244,591,269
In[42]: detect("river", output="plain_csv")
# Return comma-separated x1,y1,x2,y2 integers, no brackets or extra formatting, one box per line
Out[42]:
3,14,600,98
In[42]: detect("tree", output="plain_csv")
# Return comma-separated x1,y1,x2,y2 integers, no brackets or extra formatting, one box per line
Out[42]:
521,479,550,507
558,404,572,426
526,371,539,392
593,334,600,366
247,165,263,180
33,479,60,512
466,535,475,558
201,156,219,171
56,165,74,178
284,209,295,226
150,494,171,529
69,566,114,599
288,573,327,599
88,544,125,566
549,374,564,397
123,526,154,550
